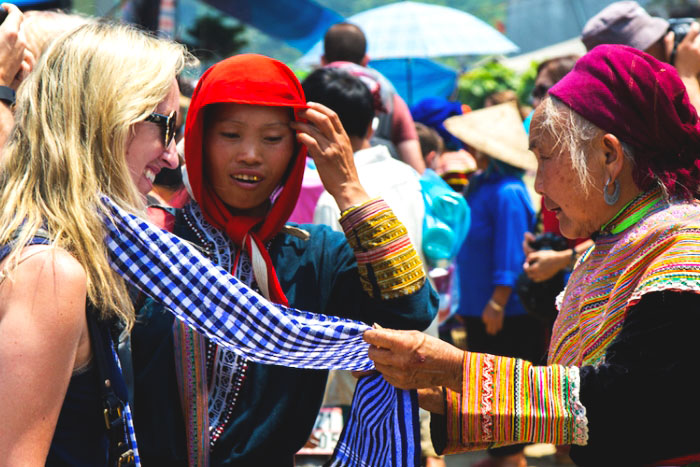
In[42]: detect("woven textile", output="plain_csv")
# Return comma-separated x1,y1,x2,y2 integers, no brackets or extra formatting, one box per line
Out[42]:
340,198,426,300
329,373,420,467
102,196,421,466
442,353,586,453
550,190,700,367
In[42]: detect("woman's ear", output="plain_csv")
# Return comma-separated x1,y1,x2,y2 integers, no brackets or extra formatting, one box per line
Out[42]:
600,132,626,181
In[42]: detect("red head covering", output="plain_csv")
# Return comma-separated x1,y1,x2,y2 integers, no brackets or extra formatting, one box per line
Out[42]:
548,44,700,199
184,54,308,305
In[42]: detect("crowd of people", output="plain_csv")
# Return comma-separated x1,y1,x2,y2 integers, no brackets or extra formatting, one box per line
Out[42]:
0,1,699,467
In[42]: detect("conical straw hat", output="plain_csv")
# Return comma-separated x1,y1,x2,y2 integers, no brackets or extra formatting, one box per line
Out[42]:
444,101,537,171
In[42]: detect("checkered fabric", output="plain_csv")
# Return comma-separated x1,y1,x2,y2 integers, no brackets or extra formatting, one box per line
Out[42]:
110,345,141,466
103,197,373,371
101,197,421,466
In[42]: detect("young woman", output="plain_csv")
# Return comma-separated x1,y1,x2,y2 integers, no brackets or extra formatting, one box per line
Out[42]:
0,22,189,465
130,54,437,466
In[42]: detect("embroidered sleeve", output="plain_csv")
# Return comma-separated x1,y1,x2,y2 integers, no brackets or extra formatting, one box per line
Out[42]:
440,352,588,453
339,198,426,299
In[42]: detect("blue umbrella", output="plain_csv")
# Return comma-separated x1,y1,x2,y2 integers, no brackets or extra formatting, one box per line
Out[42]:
369,57,458,106
297,1,518,105
298,1,518,65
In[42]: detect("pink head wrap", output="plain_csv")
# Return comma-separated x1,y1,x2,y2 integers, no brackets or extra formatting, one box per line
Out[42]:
549,44,700,199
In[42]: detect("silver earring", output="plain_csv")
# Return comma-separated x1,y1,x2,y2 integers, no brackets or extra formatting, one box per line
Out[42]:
604,178,620,205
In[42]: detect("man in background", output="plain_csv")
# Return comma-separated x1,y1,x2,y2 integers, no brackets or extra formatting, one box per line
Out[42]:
321,22,425,173
303,67,445,467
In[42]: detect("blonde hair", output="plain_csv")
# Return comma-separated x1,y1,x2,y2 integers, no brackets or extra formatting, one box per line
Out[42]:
0,22,193,329
23,10,93,60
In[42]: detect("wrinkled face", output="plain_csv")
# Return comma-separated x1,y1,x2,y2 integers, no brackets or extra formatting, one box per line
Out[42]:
125,79,180,195
530,106,605,239
204,103,295,217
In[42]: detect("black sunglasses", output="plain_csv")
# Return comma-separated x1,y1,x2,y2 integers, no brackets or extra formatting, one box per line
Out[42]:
145,110,177,148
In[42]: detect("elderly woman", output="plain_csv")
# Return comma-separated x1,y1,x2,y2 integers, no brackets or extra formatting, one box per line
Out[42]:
364,44,700,466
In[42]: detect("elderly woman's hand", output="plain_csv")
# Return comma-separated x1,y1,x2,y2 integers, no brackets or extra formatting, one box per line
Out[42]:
293,102,369,212
363,328,464,391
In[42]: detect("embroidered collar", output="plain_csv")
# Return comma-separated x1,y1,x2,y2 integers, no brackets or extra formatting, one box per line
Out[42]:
598,189,666,237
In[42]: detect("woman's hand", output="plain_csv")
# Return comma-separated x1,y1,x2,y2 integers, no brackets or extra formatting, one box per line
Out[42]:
363,328,463,391
523,249,569,282
292,102,369,212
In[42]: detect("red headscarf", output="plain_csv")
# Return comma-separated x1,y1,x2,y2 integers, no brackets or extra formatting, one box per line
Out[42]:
184,54,308,306
549,44,700,199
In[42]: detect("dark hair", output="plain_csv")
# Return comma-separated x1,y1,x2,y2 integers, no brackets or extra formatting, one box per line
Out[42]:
536,55,579,85
415,122,444,159
302,67,374,139
323,22,367,64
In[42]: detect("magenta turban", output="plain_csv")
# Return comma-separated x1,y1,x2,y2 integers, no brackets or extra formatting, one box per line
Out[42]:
549,44,700,199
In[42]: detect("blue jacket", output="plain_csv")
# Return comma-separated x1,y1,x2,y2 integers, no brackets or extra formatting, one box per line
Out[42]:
456,172,535,317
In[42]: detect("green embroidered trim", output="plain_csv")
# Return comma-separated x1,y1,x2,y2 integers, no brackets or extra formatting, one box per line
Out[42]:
599,190,663,235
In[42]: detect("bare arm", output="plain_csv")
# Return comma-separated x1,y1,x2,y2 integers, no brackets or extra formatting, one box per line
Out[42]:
0,246,88,465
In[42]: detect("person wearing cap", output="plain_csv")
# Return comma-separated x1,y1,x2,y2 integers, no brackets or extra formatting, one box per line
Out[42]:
581,0,700,114
440,101,544,467
360,44,700,465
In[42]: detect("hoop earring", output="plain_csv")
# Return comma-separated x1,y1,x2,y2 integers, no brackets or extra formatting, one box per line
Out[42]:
604,177,620,205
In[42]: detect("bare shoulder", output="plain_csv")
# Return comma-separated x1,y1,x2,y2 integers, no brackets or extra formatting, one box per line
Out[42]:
0,245,87,331
0,246,89,463
7,245,86,285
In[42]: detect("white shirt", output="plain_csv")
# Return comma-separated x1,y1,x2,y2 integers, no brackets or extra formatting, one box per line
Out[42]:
313,144,425,261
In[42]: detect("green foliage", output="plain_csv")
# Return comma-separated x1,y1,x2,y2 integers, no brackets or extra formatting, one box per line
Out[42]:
457,61,517,109
456,60,539,110
515,60,538,106
185,15,248,63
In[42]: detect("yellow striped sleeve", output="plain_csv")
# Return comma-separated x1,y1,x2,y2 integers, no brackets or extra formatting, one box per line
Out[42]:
439,352,588,451
339,198,425,299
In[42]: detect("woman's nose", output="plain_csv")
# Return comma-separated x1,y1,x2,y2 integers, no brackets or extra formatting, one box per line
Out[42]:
161,139,179,169
237,141,261,164
534,167,544,195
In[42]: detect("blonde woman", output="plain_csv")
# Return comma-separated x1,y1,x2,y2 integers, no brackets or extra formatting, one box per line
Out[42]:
0,22,189,465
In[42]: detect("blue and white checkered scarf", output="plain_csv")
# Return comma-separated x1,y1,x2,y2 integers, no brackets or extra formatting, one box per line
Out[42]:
102,197,420,467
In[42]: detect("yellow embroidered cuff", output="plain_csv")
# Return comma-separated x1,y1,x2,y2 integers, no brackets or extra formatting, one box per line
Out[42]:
339,198,426,299
443,352,588,451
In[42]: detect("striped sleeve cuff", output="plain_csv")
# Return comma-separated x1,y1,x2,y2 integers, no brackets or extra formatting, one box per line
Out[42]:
339,198,425,300
441,352,588,451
